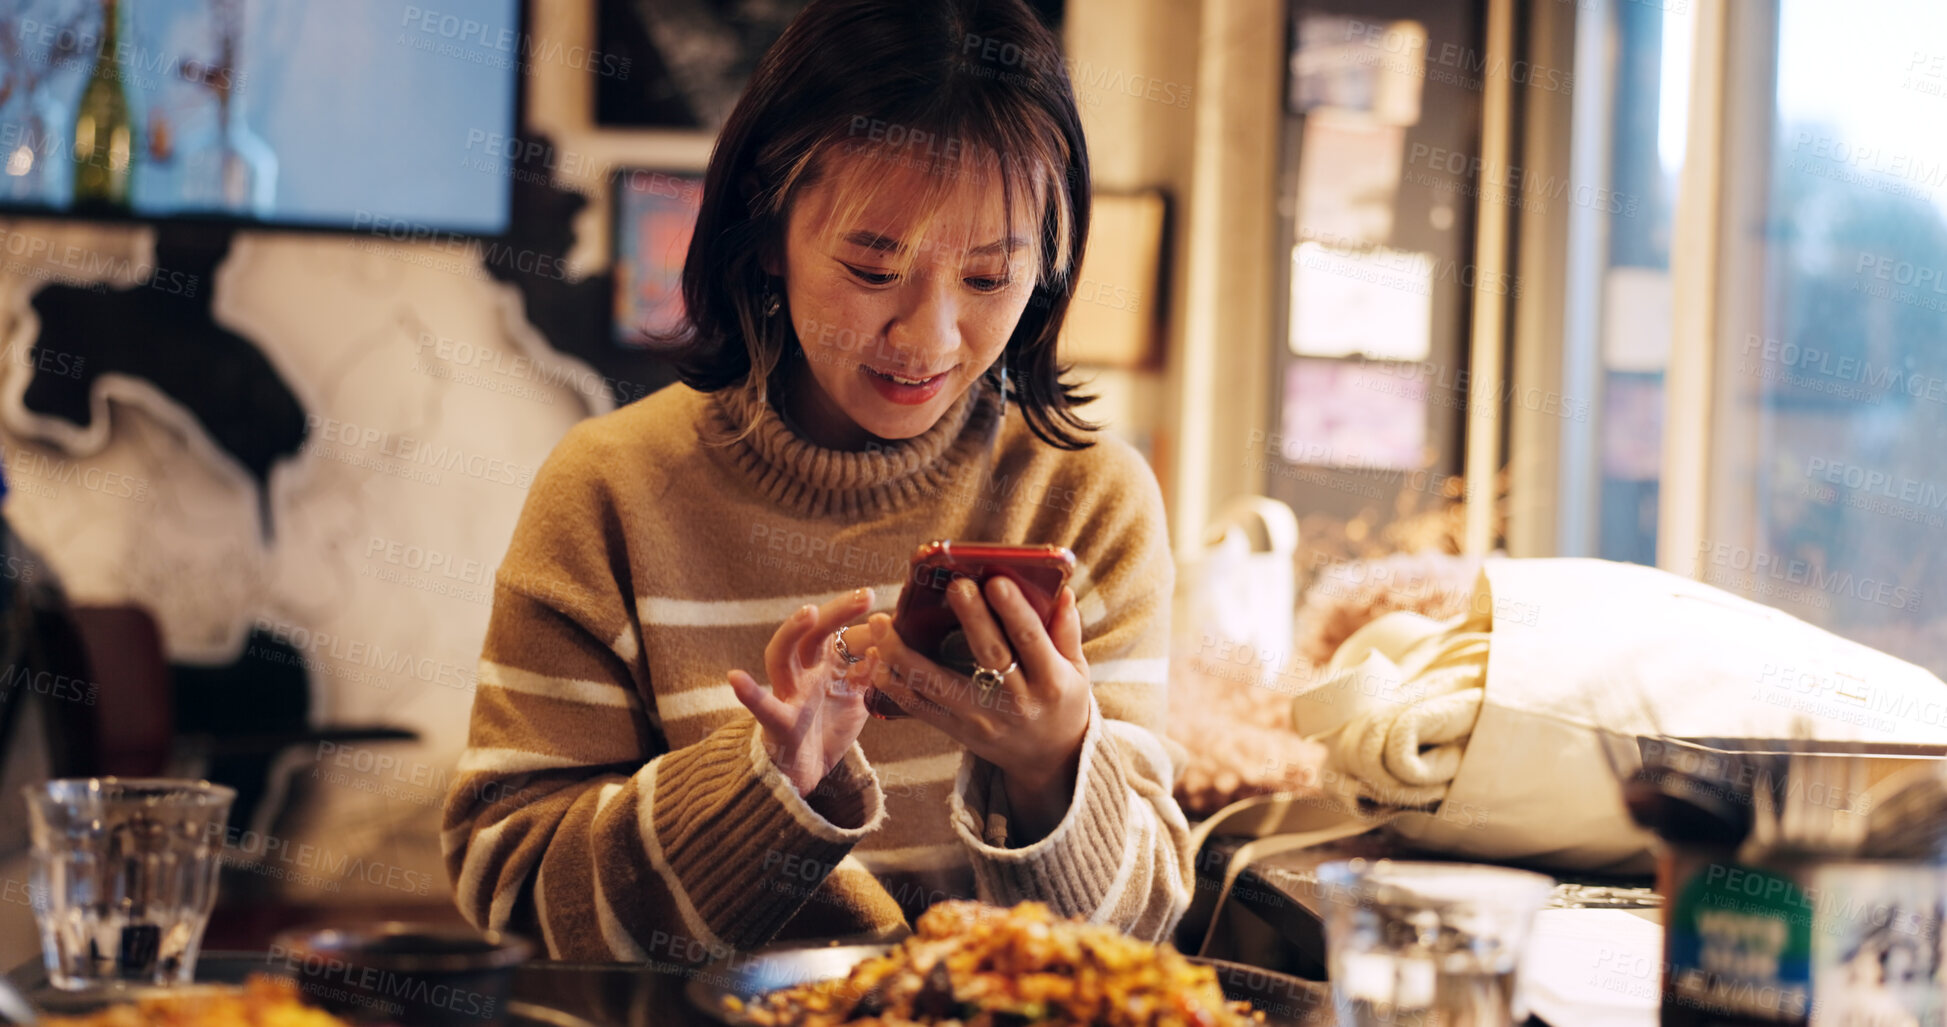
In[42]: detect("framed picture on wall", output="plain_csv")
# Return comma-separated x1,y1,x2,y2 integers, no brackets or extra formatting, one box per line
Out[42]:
1057,190,1167,369
593,0,812,130
612,168,705,348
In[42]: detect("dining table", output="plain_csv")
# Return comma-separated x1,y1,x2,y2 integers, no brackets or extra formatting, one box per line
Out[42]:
1195,829,1664,1027
7,823,1669,1027
8,946,1338,1027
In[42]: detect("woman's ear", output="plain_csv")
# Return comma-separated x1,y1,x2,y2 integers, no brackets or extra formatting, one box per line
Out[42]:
741,170,786,278
738,170,766,213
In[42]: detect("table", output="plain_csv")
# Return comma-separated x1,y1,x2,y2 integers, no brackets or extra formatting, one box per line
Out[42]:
1198,831,1664,1027
11,950,1336,1026
8,954,704,1027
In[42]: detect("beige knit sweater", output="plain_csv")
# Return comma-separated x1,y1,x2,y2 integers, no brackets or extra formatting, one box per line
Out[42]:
441,375,1191,964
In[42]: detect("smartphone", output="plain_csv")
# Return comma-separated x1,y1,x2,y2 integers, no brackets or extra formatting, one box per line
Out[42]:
866,541,1077,719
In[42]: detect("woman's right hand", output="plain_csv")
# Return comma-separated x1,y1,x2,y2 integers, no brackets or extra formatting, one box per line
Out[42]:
728,587,878,797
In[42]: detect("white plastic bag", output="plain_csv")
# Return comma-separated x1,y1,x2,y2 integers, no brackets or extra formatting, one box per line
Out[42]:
1180,496,1299,690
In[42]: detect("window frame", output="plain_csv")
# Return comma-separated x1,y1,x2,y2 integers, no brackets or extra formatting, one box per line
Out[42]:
1501,0,1782,577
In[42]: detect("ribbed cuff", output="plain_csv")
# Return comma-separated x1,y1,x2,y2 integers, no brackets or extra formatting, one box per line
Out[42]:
948,697,1132,920
754,726,883,832
649,720,886,949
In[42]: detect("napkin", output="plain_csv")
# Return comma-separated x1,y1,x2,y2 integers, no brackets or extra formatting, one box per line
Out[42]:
1520,907,1663,1027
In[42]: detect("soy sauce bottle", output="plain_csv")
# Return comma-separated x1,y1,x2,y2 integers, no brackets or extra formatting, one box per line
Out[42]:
1626,754,1810,1026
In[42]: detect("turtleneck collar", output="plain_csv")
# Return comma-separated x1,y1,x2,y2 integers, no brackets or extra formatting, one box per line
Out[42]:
704,374,1005,519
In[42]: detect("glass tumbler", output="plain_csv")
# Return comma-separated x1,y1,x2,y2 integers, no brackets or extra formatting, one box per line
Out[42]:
1317,859,1555,1027
24,778,236,990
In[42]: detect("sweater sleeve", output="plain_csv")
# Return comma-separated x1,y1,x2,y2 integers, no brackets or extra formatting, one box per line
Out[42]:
946,440,1194,941
440,425,893,963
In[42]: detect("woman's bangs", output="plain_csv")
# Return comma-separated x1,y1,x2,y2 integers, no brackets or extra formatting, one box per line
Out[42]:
803,125,1072,284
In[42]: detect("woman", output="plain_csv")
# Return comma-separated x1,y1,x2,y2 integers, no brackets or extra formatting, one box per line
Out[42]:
442,0,1191,962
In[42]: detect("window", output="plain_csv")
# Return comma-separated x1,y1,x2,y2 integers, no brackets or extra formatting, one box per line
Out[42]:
1256,0,1947,679
1569,0,1690,565
1697,0,1947,673
1530,0,1947,676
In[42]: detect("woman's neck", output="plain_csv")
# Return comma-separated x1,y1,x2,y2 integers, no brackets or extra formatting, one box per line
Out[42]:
776,365,882,452
708,367,1004,518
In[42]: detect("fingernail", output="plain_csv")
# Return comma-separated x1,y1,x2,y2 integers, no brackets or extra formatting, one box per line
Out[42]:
993,577,1017,599
954,578,978,598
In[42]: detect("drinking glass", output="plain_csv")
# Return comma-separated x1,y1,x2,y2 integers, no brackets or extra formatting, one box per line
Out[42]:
1317,859,1554,1027
23,778,235,990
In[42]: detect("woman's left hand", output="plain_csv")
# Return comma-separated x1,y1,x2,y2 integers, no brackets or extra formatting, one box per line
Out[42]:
858,577,1092,841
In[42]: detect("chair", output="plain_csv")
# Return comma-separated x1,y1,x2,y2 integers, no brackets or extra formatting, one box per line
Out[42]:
43,604,418,834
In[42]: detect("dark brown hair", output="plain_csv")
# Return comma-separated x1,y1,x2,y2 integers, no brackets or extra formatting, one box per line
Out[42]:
670,0,1098,449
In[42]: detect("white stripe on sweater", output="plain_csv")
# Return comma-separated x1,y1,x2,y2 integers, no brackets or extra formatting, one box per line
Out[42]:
656,683,743,721
636,758,729,951
453,817,510,930
534,862,560,957
457,747,586,775
488,872,521,931
1072,565,1106,628
874,752,961,788
1090,789,1151,928
610,623,640,665
590,782,647,959
638,583,903,628
1152,804,1191,929
440,824,471,859
479,661,640,708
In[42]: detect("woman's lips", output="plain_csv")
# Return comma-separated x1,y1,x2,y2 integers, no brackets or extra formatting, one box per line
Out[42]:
860,364,951,406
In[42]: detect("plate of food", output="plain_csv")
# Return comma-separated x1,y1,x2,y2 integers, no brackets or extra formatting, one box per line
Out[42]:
686,901,1330,1026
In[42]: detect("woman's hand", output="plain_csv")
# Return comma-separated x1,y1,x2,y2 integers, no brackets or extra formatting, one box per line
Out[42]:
729,588,876,797
861,577,1092,842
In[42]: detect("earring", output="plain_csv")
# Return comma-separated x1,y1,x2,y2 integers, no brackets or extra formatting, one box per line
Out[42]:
761,284,781,318
997,353,1009,429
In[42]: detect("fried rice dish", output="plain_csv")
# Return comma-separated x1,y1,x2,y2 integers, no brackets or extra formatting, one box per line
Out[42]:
41,975,349,1027
728,900,1265,1026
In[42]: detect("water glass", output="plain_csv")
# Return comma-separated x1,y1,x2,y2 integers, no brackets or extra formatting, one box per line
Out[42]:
24,778,236,990
1317,859,1555,1027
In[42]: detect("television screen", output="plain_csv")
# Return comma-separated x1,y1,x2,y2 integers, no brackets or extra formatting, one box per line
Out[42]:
0,0,520,234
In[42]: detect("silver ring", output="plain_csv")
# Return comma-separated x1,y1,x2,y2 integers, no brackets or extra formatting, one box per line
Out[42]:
834,626,863,664
971,661,1017,696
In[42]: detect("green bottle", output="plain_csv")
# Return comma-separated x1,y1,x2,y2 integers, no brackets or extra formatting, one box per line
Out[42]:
72,0,134,210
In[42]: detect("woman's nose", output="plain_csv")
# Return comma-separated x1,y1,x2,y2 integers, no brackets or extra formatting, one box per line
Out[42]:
886,278,958,355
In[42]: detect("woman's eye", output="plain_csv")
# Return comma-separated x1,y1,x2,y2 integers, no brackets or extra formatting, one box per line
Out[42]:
843,264,899,286
965,276,1011,293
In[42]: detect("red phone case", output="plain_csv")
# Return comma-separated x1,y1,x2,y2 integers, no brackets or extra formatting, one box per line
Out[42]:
867,541,1076,719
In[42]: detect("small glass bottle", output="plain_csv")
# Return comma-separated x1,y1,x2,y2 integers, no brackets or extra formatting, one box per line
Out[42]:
71,0,138,211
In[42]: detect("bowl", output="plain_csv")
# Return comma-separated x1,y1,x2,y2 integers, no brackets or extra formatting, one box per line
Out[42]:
269,922,532,1027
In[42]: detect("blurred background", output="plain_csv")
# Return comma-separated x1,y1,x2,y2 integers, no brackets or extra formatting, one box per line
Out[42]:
0,0,1943,968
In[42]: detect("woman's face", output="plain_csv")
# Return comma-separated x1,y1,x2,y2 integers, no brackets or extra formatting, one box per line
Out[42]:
778,153,1040,447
